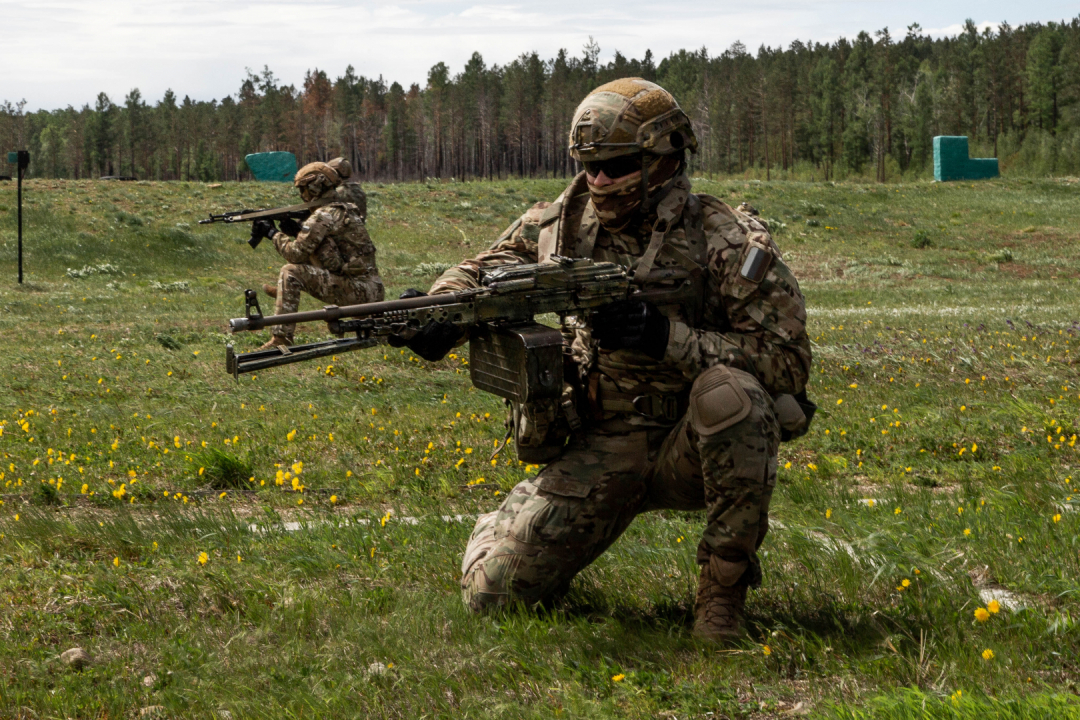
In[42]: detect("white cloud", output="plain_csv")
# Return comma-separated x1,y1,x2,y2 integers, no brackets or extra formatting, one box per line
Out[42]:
924,20,998,36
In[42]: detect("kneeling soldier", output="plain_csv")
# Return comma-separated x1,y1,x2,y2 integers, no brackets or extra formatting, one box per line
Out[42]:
253,158,384,350
393,79,812,639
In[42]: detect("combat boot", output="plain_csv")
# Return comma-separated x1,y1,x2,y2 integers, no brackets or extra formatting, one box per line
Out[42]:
263,283,277,299
257,335,292,352
692,560,748,641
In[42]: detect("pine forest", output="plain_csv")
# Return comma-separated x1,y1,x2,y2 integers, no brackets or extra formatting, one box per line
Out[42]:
2,19,1080,183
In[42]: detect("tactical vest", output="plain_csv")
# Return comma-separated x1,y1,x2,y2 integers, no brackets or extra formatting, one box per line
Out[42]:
320,201,379,279
536,172,709,326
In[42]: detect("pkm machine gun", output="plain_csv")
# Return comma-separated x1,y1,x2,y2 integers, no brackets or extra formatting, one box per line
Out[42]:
224,256,699,405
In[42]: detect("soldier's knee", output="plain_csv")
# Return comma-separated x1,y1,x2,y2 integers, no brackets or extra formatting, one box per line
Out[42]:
461,555,513,613
460,511,509,613
689,365,765,437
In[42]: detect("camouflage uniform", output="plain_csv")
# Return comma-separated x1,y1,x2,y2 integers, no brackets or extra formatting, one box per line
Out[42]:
431,79,811,624
269,167,384,343
437,179,807,609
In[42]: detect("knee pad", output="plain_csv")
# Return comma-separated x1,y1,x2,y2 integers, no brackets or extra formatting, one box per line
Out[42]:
461,510,499,577
688,365,752,437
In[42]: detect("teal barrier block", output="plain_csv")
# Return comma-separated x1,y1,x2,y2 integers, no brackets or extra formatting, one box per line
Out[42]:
245,152,297,183
933,136,999,182
966,158,1000,180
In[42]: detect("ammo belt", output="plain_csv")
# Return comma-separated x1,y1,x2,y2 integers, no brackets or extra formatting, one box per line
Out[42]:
596,383,690,422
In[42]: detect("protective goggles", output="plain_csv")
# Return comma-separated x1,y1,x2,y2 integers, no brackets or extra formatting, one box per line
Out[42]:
582,155,643,180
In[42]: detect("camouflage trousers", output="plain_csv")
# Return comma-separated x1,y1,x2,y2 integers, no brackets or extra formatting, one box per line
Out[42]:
461,366,779,612
271,263,385,341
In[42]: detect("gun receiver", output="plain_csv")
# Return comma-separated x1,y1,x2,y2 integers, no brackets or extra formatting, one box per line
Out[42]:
224,256,698,384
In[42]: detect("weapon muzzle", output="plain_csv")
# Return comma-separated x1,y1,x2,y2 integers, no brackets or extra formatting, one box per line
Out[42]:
229,317,251,333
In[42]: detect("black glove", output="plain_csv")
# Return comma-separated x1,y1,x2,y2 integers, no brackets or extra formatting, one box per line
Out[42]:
386,289,464,362
590,299,670,361
248,219,278,249
278,217,303,237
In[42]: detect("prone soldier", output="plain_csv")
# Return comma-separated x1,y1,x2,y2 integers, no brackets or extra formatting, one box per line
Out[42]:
253,157,384,350
392,79,813,639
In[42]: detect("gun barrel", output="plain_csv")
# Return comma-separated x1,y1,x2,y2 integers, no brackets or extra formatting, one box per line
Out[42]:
229,291,465,333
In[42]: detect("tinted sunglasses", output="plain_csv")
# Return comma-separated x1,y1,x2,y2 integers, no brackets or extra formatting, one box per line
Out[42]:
582,155,642,179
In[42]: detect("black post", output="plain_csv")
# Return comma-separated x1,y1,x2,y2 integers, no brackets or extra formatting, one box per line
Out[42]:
7,150,29,284
17,154,23,284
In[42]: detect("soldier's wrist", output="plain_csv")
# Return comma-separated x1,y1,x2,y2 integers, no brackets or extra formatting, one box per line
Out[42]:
664,320,693,362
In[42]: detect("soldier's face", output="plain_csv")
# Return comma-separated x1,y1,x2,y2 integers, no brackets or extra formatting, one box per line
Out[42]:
584,155,642,188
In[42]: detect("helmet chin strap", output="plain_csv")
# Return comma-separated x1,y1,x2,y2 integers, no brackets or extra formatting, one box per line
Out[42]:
640,150,650,211
629,152,686,230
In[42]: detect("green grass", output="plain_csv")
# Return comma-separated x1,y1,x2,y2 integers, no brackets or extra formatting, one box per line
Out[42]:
0,176,1078,718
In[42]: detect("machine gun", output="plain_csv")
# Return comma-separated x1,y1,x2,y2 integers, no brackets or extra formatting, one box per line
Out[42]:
224,256,698,404
198,197,334,248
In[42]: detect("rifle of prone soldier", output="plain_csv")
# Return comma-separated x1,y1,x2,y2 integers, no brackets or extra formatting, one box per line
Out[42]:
225,256,697,378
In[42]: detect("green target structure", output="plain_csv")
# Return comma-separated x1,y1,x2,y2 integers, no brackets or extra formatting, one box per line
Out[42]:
933,136,999,182
245,152,297,182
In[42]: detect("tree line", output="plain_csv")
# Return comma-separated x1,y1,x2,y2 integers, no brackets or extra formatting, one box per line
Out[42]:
2,18,1079,183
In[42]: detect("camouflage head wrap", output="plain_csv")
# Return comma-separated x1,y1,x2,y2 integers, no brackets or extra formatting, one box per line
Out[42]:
590,154,681,232
569,78,698,162
294,161,342,199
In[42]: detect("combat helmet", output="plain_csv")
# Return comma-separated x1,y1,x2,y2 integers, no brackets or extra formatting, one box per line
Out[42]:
294,161,342,200
569,78,698,163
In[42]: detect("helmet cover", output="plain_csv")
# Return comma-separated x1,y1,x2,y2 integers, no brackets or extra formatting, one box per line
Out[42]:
569,78,698,162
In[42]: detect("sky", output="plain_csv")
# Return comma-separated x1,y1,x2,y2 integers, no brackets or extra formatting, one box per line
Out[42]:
2,0,1077,111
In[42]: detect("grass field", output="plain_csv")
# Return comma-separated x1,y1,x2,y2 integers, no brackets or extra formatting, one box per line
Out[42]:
0,174,1078,718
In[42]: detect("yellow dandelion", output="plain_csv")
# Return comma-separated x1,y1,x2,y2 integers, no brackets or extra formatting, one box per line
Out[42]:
198,552,208,566
762,645,772,656
964,528,971,536
982,648,994,661
611,674,625,682
987,599,1001,614
825,508,832,519
974,607,990,622
113,557,120,567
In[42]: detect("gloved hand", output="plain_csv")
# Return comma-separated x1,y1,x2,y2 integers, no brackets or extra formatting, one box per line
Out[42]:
249,219,278,249
590,299,670,361
386,289,464,362
278,217,303,237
